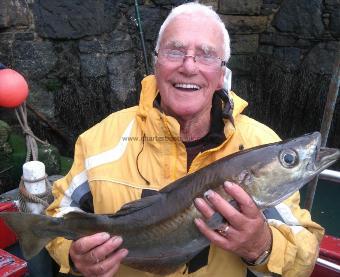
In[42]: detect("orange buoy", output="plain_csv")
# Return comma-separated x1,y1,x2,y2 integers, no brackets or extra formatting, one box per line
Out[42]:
0,68,29,108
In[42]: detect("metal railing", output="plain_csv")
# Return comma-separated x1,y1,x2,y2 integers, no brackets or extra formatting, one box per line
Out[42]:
319,169,340,184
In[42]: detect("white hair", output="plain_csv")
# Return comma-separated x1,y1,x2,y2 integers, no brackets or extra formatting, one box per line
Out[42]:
155,2,231,62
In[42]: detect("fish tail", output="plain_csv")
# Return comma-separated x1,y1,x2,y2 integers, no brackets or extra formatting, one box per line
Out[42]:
0,212,58,260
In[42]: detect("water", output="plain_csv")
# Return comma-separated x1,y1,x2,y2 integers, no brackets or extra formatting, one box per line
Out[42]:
300,179,340,237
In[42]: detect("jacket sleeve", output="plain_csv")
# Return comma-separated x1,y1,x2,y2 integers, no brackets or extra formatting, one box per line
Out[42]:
251,192,324,277
45,135,90,274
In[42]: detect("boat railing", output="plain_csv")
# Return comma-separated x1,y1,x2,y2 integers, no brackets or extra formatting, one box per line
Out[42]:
319,169,340,183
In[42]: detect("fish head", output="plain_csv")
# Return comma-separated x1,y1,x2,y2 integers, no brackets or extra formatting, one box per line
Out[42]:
247,132,340,208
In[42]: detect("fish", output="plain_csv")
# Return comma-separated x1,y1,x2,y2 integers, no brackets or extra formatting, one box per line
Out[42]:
1,132,339,275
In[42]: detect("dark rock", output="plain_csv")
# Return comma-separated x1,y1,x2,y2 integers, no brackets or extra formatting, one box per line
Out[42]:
33,0,121,39
230,34,259,54
12,41,57,79
53,41,81,80
27,82,56,119
232,55,331,144
258,45,274,55
263,0,282,4
129,6,166,42
14,32,35,41
151,0,192,6
79,39,103,54
218,0,262,15
324,0,340,7
107,52,136,103
78,18,133,55
80,53,107,78
260,32,312,48
220,15,267,34
329,9,340,37
302,41,340,74
272,0,324,37
260,4,280,15
273,47,301,66
228,54,255,75
0,33,14,66
101,30,134,53
0,0,30,29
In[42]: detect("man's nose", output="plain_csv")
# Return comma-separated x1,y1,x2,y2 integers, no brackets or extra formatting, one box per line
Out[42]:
180,55,199,74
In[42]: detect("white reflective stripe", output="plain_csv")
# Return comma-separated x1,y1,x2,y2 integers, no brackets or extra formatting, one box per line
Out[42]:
267,218,283,227
58,119,135,211
55,206,84,217
85,119,135,170
89,177,158,191
267,218,303,235
273,203,304,234
60,170,88,208
290,225,304,234
276,203,300,225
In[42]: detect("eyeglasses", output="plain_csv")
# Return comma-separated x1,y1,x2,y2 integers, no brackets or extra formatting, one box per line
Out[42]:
154,49,227,72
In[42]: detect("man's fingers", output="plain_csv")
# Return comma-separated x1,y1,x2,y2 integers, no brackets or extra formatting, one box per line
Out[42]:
223,182,258,217
85,236,124,263
203,189,246,227
90,248,128,277
72,232,111,255
194,197,215,218
194,218,232,250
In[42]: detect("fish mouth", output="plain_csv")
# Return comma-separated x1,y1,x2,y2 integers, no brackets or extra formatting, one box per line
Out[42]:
315,147,340,172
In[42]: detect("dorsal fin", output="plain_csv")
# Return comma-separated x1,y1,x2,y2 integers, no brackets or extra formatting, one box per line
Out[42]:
111,193,162,218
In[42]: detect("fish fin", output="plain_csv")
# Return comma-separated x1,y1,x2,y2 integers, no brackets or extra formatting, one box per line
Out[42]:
63,211,97,219
111,193,162,217
0,212,57,260
124,248,203,275
124,236,210,275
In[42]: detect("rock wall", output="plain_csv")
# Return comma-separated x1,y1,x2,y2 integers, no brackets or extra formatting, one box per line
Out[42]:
0,0,339,156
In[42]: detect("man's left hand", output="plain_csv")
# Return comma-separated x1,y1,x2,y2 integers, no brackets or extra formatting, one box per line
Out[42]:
194,181,272,263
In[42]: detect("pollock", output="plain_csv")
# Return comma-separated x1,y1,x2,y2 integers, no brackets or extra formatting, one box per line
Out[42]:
1,132,339,275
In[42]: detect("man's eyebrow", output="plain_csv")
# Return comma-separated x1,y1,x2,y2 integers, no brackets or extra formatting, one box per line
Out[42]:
199,44,217,54
162,41,218,54
163,40,186,49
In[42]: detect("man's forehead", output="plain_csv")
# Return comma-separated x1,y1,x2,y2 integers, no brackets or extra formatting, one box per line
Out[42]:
160,14,223,53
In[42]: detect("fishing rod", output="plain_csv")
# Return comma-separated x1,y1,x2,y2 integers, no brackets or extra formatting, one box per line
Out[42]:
134,0,149,75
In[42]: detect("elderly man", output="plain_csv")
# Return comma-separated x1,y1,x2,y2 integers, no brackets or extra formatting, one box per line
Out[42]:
46,3,323,277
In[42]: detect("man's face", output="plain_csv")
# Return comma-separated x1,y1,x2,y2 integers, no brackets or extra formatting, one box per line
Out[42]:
155,14,225,121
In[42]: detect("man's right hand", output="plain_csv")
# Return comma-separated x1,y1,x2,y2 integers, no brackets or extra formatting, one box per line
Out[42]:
69,232,128,277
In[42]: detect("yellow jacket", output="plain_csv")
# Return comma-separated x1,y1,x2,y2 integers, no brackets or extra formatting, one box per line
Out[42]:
46,75,324,277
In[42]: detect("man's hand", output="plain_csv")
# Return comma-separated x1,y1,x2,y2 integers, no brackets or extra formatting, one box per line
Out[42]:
69,232,128,277
194,181,272,262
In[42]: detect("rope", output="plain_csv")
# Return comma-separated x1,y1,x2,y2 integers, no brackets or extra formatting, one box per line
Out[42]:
18,175,54,213
14,102,55,213
15,102,48,162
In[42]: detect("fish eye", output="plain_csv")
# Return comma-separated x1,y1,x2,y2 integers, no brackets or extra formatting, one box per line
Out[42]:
279,149,298,168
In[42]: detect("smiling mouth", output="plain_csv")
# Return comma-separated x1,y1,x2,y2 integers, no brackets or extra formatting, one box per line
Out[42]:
173,83,201,92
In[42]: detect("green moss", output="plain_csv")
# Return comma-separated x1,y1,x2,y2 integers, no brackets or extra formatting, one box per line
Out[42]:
8,133,26,153
45,79,63,92
60,156,73,175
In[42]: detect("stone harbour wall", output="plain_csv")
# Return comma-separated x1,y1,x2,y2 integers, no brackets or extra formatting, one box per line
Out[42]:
0,0,339,155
